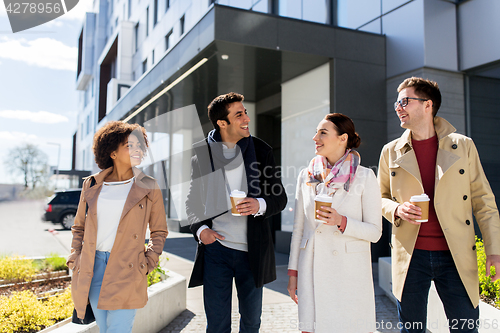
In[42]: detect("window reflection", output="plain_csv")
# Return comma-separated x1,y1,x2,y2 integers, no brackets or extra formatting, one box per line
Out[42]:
337,0,381,30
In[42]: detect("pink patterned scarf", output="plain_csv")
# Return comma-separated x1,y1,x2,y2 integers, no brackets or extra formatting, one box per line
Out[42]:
306,149,361,195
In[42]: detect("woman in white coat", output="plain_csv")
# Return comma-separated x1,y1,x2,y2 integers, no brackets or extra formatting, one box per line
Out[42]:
287,113,382,333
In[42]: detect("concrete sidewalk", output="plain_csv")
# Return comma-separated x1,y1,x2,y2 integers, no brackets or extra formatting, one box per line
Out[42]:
158,232,399,333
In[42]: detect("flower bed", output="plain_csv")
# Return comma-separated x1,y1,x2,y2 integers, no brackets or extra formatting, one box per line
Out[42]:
0,254,186,333
0,255,73,333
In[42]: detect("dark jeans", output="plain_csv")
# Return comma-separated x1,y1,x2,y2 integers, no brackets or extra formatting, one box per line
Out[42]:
203,241,263,333
398,249,479,333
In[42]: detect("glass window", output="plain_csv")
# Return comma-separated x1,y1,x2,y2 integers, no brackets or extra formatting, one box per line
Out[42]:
337,0,381,30
69,191,81,203
53,193,69,204
154,0,158,26
142,59,147,74
165,29,173,50
302,0,328,24
146,6,149,37
180,14,185,35
382,0,407,14
134,22,139,51
359,18,381,34
229,0,253,10
86,115,90,135
252,0,268,13
279,0,301,20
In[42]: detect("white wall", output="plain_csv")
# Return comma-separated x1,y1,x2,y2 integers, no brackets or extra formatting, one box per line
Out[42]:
383,0,425,77
459,0,500,70
281,62,330,231
423,0,458,72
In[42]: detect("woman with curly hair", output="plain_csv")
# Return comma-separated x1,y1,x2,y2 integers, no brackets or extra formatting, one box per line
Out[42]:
67,121,168,333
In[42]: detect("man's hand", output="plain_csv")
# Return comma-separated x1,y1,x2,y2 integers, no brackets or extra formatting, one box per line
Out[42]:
396,202,422,225
287,276,298,304
236,198,259,216
199,228,225,245
486,254,500,282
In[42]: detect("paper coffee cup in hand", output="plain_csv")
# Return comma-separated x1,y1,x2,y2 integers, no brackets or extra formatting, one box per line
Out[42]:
230,190,246,216
314,193,333,223
410,193,430,222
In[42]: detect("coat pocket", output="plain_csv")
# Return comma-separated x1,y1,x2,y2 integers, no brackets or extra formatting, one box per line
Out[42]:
345,240,369,253
300,238,308,249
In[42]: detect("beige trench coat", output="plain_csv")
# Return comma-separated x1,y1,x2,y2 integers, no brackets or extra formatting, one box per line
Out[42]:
377,117,500,307
288,166,382,333
66,167,168,319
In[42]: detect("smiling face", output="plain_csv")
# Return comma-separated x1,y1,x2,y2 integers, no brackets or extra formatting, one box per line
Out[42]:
111,134,144,168
218,101,250,144
395,87,432,130
313,119,348,164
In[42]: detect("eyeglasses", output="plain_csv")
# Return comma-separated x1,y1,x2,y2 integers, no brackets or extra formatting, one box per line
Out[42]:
394,97,429,110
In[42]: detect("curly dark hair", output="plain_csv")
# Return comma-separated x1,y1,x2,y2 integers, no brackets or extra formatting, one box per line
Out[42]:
92,121,149,170
207,92,244,131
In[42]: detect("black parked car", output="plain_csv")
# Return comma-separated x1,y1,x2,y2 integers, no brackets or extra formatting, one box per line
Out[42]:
42,189,81,230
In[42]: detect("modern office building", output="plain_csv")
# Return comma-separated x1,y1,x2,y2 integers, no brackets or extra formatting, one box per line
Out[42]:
73,0,500,259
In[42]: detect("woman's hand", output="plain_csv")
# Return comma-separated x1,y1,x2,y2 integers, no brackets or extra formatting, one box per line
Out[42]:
287,276,298,304
316,206,343,226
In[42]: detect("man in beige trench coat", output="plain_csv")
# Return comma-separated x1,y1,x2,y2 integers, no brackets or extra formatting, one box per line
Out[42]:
378,77,500,333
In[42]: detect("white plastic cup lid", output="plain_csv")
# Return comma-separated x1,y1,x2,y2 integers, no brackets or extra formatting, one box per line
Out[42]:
410,193,430,202
314,193,332,202
230,190,246,198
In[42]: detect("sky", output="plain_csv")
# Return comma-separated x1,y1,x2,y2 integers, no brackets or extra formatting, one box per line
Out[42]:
0,0,94,184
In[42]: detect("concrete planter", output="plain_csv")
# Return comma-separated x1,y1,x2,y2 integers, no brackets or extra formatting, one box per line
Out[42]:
40,269,186,333
378,257,500,333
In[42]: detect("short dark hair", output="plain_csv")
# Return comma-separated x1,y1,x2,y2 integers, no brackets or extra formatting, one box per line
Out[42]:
324,113,361,149
207,92,244,131
93,121,149,170
398,77,441,117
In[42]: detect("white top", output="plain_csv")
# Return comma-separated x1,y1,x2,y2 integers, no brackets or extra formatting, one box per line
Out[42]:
196,144,267,246
96,177,134,252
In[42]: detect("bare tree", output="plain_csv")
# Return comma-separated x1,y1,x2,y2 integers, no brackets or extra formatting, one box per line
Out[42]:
4,144,49,189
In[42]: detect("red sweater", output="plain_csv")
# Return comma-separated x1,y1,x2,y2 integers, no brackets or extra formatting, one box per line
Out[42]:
412,136,449,251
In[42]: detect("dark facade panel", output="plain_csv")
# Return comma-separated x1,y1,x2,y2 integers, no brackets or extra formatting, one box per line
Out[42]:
276,18,337,57
334,28,385,66
330,58,386,168
214,6,279,49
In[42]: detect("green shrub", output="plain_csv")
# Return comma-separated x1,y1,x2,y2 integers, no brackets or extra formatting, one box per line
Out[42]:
44,288,73,321
0,290,54,333
476,236,500,308
0,256,36,283
147,262,166,287
0,289,74,333
44,253,67,272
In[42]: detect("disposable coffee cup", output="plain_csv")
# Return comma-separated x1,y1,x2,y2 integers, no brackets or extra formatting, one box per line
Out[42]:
314,193,333,223
230,190,246,216
410,193,430,222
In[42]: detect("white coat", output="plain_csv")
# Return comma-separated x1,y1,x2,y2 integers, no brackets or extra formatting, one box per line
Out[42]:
288,166,382,333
